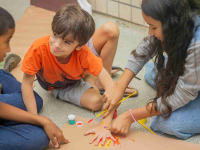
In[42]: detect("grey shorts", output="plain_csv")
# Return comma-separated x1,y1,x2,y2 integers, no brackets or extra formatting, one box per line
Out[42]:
52,79,93,107
86,37,100,57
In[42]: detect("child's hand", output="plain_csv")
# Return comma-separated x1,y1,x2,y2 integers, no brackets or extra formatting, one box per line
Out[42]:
84,124,116,146
102,83,124,118
108,111,133,135
42,117,70,148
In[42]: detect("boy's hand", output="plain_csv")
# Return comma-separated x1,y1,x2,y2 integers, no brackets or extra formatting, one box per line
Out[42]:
102,83,124,118
42,117,70,148
84,124,116,146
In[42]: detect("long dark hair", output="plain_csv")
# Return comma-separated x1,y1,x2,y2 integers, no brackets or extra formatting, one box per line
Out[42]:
133,0,200,118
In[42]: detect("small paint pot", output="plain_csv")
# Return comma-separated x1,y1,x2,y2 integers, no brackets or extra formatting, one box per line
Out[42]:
76,121,83,127
68,114,75,125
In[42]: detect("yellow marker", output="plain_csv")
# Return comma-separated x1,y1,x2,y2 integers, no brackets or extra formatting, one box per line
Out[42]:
137,120,156,135
139,118,147,124
94,91,138,119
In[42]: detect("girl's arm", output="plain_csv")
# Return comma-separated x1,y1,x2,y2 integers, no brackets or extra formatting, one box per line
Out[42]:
0,101,69,148
109,103,161,134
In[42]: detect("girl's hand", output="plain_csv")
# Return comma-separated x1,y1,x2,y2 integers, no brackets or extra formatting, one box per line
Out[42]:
109,111,134,135
84,124,116,146
42,117,70,148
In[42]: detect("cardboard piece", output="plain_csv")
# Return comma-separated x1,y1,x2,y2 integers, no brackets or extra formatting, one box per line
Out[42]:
46,116,200,150
10,6,55,82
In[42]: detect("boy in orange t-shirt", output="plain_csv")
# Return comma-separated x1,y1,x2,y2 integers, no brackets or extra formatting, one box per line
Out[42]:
21,4,116,112
21,4,120,145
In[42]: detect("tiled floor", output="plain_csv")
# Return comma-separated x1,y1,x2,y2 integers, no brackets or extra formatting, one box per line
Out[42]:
35,12,200,145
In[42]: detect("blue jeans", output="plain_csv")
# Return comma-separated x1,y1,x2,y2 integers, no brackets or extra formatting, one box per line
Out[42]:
145,62,200,139
0,70,49,150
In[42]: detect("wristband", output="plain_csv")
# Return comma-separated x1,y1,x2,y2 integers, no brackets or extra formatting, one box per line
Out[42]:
129,109,137,122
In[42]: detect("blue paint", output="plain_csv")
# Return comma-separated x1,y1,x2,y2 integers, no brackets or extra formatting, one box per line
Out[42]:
69,119,75,125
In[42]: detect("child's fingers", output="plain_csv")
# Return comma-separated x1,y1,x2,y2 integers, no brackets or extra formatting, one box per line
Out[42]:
50,137,59,148
100,135,107,146
84,129,95,136
102,101,109,111
108,133,116,142
102,94,106,102
61,137,70,144
57,138,62,148
95,135,103,146
89,133,99,144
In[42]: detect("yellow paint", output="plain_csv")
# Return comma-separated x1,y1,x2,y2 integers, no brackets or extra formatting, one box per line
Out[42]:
139,118,147,124
105,140,112,148
101,122,105,124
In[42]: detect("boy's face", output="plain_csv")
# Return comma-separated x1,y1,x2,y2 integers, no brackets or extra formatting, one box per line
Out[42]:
0,28,15,62
49,32,83,59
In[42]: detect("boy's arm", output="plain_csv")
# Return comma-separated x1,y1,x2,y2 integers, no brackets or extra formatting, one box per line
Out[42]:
0,101,45,125
0,102,69,148
97,68,115,90
21,73,37,114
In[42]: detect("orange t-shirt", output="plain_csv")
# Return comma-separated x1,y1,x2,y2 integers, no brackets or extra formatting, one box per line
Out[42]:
21,35,103,91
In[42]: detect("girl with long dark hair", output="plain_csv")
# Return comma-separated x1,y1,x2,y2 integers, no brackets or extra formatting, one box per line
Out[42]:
102,0,200,139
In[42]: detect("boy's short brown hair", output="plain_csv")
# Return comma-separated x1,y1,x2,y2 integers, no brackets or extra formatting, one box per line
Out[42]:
52,4,95,46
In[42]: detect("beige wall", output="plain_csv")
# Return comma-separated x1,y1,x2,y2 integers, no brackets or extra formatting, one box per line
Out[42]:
0,0,30,22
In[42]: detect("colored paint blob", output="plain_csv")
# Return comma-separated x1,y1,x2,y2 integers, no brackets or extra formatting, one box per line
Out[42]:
92,134,135,148
88,119,93,123
128,138,135,142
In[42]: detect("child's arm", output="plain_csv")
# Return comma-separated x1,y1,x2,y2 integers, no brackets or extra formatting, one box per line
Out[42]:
101,69,135,118
97,67,116,89
21,73,38,114
0,101,69,148
109,103,161,134
84,106,117,146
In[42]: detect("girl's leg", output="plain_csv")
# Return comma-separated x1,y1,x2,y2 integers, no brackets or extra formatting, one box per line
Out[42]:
144,62,156,88
144,56,168,88
0,124,49,150
150,93,200,139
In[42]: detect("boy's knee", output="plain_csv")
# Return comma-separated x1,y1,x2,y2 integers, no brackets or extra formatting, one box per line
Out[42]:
90,95,103,111
102,22,119,39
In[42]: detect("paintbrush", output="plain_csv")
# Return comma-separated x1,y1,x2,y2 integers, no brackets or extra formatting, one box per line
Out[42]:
88,90,138,123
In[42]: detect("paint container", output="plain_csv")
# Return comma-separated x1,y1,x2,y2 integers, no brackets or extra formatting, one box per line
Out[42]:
76,121,83,127
113,110,117,119
139,118,147,124
68,114,75,125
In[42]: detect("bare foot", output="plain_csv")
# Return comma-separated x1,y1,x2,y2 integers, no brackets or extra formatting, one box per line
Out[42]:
125,85,136,94
111,68,122,76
